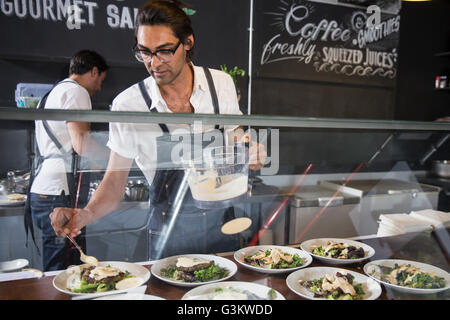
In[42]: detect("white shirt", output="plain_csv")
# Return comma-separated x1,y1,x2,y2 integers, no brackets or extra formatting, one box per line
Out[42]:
31,79,92,196
107,64,243,185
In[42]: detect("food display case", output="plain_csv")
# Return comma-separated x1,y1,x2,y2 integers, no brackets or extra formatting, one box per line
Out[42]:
0,107,449,300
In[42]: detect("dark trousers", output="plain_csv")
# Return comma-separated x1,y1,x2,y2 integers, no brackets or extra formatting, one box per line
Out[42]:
148,205,240,260
30,192,86,271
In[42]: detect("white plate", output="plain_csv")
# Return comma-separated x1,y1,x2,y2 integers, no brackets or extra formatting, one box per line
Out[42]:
53,261,151,296
94,293,165,300
234,245,312,274
300,238,375,265
0,194,26,207
286,266,382,300
363,259,450,294
0,259,29,272
151,254,237,287
182,281,285,300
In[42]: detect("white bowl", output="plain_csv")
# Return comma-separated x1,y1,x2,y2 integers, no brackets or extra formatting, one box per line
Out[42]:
182,281,285,300
234,245,312,274
53,261,151,296
0,259,29,272
151,254,237,287
286,266,382,300
300,238,375,265
364,259,450,294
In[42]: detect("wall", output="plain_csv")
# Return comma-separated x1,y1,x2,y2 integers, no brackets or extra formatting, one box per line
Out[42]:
394,0,450,121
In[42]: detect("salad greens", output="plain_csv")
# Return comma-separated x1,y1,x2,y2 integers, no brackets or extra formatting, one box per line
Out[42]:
312,241,364,259
244,248,305,269
70,268,133,293
194,264,228,282
379,263,445,289
300,272,365,300
161,263,229,283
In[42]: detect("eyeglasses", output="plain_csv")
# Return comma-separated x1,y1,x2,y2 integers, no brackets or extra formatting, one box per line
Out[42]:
133,41,182,63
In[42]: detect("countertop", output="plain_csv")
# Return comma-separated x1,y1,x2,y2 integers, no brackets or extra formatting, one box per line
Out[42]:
0,230,448,300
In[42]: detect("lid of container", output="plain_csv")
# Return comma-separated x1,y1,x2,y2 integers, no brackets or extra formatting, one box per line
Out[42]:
291,185,360,208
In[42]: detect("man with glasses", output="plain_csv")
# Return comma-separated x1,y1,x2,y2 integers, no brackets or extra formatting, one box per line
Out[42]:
50,0,265,259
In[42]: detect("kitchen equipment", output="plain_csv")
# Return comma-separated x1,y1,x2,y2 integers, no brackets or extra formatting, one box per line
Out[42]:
89,178,150,202
125,179,149,202
15,83,53,108
184,144,249,209
416,174,450,212
0,171,30,195
7,171,15,193
286,185,361,243
319,179,441,236
431,160,450,178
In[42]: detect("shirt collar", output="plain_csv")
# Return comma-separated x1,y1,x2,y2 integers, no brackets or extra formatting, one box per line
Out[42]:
147,62,206,112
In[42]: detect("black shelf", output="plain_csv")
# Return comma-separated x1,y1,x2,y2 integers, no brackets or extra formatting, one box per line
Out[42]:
435,52,450,57
0,54,142,69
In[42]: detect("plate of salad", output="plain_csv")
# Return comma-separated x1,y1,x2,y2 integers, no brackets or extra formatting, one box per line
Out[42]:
234,245,312,274
363,259,450,294
300,238,375,265
53,261,150,296
286,267,382,300
151,254,237,287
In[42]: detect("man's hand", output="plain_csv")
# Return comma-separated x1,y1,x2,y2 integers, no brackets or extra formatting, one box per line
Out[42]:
50,207,91,238
241,134,267,171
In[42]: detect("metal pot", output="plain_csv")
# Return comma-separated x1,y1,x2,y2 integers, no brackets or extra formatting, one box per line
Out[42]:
125,180,149,201
431,160,450,178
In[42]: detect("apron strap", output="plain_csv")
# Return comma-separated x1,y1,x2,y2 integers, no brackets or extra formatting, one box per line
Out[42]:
138,80,170,133
203,67,220,130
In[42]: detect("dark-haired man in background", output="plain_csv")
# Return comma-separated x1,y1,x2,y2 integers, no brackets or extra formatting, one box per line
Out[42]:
28,50,110,271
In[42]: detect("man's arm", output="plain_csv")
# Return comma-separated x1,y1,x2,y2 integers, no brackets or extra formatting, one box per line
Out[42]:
50,151,133,237
67,121,110,166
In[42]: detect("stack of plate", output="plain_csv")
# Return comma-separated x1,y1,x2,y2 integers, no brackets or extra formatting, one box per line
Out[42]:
377,213,433,237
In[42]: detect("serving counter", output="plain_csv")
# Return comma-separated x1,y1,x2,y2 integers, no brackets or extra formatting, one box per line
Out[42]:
0,108,449,300
0,230,448,300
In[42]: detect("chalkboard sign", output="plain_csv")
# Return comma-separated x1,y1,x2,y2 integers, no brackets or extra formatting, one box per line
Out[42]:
0,0,249,66
0,0,149,63
254,0,401,87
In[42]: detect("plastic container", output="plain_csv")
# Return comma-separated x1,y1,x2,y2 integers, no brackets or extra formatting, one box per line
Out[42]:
15,83,53,108
184,144,249,209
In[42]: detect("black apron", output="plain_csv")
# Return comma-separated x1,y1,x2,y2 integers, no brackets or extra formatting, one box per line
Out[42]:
138,67,240,259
